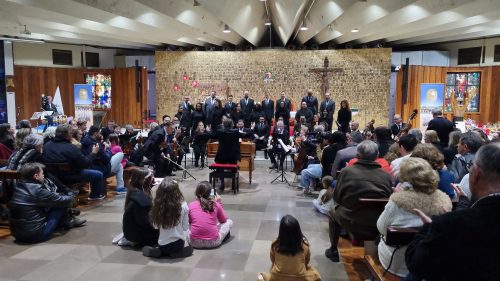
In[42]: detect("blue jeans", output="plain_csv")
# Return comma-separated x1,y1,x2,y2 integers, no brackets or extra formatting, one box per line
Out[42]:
39,207,66,242
82,169,104,198
300,164,322,189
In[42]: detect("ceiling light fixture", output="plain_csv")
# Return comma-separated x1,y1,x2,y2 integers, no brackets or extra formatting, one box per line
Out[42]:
327,24,333,31
300,23,308,31
264,17,272,26
351,28,359,33
193,0,201,6
20,25,31,35
0,36,44,44
223,24,231,33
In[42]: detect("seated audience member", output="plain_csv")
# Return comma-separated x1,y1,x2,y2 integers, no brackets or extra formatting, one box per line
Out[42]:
377,158,452,277
43,126,57,144
325,140,392,262
258,215,321,281
424,130,445,153
390,134,419,182
142,178,192,258
17,119,32,129
81,126,125,193
268,121,290,170
43,124,105,200
8,134,44,170
69,119,78,130
346,154,392,175
405,142,500,281
187,181,232,249
472,128,489,145
410,144,455,198
77,118,88,138
442,130,461,165
9,162,85,243
331,132,363,177
100,120,116,141
119,167,159,247
14,128,31,150
384,142,401,164
109,133,128,168
253,116,270,159
312,176,334,216
408,128,423,143
374,126,394,158
70,128,83,148
0,123,15,151
448,131,483,183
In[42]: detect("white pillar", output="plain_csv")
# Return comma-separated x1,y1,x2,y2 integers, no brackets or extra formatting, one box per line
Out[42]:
3,41,15,127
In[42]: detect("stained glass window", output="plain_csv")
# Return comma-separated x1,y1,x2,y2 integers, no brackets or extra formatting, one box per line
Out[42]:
85,73,112,109
444,72,480,112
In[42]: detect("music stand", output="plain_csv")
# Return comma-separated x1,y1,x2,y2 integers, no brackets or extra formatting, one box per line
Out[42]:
271,151,291,185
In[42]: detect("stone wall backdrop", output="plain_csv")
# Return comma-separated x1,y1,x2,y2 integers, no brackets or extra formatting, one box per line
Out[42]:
156,49,391,126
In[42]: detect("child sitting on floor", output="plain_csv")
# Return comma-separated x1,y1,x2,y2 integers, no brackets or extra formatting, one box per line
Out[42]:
142,178,192,258
258,214,321,281
312,176,334,215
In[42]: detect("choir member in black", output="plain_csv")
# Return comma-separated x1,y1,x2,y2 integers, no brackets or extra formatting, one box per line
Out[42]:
337,100,352,133
204,91,217,127
143,122,175,177
230,103,245,126
236,119,254,139
319,109,332,131
206,119,252,191
253,116,270,159
224,95,237,117
268,121,290,170
210,99,225,129
191,103,206,134
240,90,255,128
250,103,265,125
275,101,290,128
262,92,274,125
177,96,194,131
295,101,313,125
301,89,319,115
192,121,208,168
319,92,335,130
276,91,292,112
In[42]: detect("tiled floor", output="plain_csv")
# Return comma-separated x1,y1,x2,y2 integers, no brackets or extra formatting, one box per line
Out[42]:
0,160,349,281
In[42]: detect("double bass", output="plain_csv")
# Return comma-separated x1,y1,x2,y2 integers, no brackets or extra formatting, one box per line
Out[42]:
293,134,308,175
396,109,418,139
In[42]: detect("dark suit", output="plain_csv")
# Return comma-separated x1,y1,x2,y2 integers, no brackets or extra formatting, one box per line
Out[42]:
320,99,335,129
143,128,174,177
275,109,290,127
427,117,454,147
261,99,274,124
268,128,290,167
295,108,313,124
276,98,292,112
253,122,270,151
204,97,217,126
240,98,255,127
224,101,236,116
178,102,194,129
406,195,500,281
390,123,406,138
302,95,319,115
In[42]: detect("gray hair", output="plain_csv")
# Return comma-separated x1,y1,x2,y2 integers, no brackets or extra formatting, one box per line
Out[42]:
432,108,443,116
149,122,158,130
408,128,423,142
43,126,57,139
314,125,325,133
350,132,363,144
460,131,483,154
276,120,284,127
357,140,379,161
125,124,134,131
23,134,44,148
474,142,500,179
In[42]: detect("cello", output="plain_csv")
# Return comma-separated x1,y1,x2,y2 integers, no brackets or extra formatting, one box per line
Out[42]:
396,109,418,139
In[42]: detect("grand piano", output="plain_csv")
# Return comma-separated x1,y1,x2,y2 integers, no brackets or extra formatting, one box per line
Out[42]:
207,141,256,183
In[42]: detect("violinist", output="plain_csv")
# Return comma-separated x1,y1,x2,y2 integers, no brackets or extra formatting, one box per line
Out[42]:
192,121,209,168
268,121,290,170
294,116,310,137
143,122,176,177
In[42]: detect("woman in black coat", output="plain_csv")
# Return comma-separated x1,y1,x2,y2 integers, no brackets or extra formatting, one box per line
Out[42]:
274,101,290,127
191,103,206,133
122,167,159,246
0,123,15,151
230,104,245,127
211,99,225,129
337,100,352,133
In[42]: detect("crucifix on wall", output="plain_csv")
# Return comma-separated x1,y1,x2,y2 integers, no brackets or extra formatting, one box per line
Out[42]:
309,57,342,96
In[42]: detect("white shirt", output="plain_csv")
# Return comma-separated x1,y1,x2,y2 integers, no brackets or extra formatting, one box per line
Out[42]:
157,201,190,246
390,154,411,182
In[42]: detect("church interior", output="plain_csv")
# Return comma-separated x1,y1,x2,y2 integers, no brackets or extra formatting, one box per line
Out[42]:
0,1,500,281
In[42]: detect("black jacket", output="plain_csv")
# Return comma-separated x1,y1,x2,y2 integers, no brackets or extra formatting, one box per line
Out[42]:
9,180,74,242
100,127,114,141
390,123,406,137
240,98,255,116
274,109,290,127
321,143,344,178
211,107,225,127
261,99,275,121
80,135,111,177
191,110,206,130
319,99,335,117
337,108,352,126
253,122,270,138
208,128,250,164
178,102,194,129
406,195,500,281
230,111,245,126
123,190,159,246
224,101,237,115
295,108,313,124
302,95,319,114
143,127,166,160
250,109,265,124
427,117,454,147
42,137,95,183
276,98,292,112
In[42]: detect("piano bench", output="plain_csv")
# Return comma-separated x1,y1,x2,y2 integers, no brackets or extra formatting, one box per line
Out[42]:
208,164,239,194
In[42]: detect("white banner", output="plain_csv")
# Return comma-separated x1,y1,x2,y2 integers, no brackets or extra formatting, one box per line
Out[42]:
53,86,64,115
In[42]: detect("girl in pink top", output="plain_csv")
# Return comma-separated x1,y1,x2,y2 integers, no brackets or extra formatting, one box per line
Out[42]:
187,181,233,248
109,134,127,168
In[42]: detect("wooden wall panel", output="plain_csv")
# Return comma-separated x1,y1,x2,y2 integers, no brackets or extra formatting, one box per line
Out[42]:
396,65,500,128
13,66,147,128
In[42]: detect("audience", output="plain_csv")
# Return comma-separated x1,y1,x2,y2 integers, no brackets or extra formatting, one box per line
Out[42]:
410,144,455,198
390,134,419,182
448,131,483,183
9,162,85,243
377,158,452,277
7,134,44,170
42,126,57,144
0,123,15,151
374,126,394,158
384,142,401,164
407,128,422,143
14,128,31,150
187,181,232,249
423,130,444,153
405,142,500,280
43,124,105,200
70,128,83,148
330,132,363,177
119,168,159,247
142,178,192,258
325,140,393,262
258,215,321,281
312,176,334,215
442,130,461,165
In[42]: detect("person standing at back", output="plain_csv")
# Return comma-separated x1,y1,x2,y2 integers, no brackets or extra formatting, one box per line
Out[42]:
262,92,275,125
427,109,454,147
319,92,335,131
240,90,255,128
204,91,217,127
302,89,319,115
